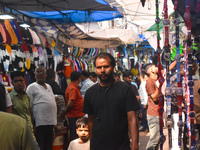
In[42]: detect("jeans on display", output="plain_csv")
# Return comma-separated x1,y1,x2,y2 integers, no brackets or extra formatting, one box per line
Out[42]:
141,105,148,130
146,115,160,150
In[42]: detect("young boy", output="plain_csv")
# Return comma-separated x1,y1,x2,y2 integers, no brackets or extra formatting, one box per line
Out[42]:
68,117,90,150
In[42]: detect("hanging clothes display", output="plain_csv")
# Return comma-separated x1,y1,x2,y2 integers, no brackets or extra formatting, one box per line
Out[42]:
4,19,18,45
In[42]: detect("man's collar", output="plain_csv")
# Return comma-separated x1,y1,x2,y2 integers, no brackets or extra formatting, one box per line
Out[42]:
12,89,26,96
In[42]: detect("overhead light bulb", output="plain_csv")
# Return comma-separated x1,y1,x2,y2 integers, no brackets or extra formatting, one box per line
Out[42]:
0,14,15,20
19,23,31,28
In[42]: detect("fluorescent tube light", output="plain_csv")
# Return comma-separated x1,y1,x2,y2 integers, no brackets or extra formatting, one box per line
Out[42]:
0,14,15,19
19,23,31,28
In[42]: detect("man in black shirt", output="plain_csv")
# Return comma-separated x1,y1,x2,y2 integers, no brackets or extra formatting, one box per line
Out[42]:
83,52,140,150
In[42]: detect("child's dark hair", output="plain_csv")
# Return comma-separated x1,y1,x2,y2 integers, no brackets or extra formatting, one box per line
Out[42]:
76,117,88,128
143,63,155,76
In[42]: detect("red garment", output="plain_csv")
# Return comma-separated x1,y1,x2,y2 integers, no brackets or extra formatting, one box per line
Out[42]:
63,57,73,78
0,23,11,45
65,82,85,118
146,77,159,116
1,74,11,87
0,23,6,43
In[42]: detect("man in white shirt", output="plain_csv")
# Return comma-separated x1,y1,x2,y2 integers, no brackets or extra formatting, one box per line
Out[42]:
26,65,57,150
138,72,149,132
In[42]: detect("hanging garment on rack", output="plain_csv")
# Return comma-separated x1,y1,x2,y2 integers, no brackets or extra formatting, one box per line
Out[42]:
21,44,31,70
56,57,64,72
71,59,78,71
15,21,23,42
75,59,82,72
4,19,18,45
19,26,33,45
31,45,39,67
0,23,6,43
0,23,11,45
46,47,54,69
43,47,48,68
57,71,68,92
35,32,42,45
4,45,12,72
80,60,85,70
27,45,33,63
37,46,44,66
63,57,73,78
10,45,18,70
18,46,25,71
28,28,41,45
1,74,11,87
25,72,32,85
37,33,46,46
0,32,3,43
9,20,22,43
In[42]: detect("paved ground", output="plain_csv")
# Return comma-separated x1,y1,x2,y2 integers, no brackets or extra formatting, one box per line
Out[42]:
139,128,169,150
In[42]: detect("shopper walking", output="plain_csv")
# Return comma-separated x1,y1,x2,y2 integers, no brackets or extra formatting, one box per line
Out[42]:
26,65,57,150
10,71,36,141
60,71,85,142
83,52,140,150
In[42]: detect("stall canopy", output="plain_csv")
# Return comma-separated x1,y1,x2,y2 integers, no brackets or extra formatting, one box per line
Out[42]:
0,0,128,49
0,0,122,23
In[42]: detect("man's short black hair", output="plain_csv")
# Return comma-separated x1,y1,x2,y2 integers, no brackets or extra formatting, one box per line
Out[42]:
46,69,55,79
81,70,90,77
11,71,25,81
71,71,81,81
90,72,97,77
123,70,133,78
76,117,88,128
93,52,116,68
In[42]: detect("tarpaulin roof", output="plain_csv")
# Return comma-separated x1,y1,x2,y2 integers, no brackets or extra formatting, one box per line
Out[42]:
0,0,123,23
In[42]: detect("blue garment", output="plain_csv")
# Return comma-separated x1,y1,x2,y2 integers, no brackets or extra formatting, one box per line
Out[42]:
146,115,160,150
80,78,94,98
9,20,22,43
25,73,32,85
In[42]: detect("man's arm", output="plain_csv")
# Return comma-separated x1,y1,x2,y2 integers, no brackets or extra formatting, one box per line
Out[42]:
88,114,94,139
65,100,74,114
59,100,74,120
128,111,138,150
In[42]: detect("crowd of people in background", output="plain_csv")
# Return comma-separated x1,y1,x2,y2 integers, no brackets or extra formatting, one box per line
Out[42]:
0,52,200,150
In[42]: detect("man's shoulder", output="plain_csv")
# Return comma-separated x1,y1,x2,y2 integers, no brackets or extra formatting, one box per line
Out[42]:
27,82,37,88
85,79,95,85
0,111,26,126
86,83,99,92
9,89,17,96
116,81,130,88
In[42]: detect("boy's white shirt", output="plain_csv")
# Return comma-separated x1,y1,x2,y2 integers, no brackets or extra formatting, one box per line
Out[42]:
68,138,90,150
